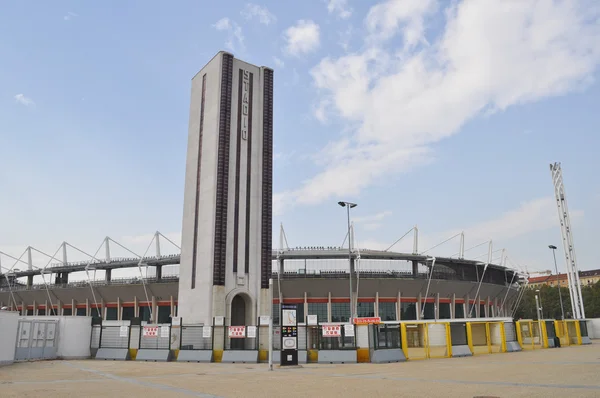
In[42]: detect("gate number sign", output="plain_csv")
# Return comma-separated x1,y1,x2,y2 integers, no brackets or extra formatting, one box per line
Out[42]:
143,326,158,337
228,326,245,338
322,325,341,337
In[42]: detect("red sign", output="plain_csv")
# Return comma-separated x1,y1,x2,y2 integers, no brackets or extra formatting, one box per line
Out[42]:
353,317,381,325
228,326,246,338
143,326,158,337
322,325,341,337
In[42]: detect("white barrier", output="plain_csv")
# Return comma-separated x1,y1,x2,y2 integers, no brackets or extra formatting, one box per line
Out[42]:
587,319,600,339
18,316,93,360
0,311,19,365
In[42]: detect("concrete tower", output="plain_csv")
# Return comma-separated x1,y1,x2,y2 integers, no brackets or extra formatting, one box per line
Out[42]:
178,51,273,326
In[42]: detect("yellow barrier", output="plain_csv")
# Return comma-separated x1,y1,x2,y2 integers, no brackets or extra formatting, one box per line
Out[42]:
554,320,570,347
555,319,581,345
466,322,506,355
516,320,543,350
401,322,451,360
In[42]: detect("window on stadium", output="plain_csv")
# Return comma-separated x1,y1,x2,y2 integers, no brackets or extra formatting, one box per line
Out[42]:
106,307,118,321
139,306,151,322
422,303,435,320
400,302,417,320
308,302,328,323
357,302,374,318
378,302,396,321
439,303,451,319
157,306,171,323
330,302,350,323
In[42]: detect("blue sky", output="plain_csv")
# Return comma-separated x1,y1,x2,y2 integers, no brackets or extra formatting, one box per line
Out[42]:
1,0,599,277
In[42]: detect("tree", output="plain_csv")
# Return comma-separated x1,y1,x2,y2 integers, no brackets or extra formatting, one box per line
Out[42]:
515,281,600,319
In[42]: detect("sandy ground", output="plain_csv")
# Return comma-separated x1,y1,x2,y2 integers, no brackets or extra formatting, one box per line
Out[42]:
1,344,599,398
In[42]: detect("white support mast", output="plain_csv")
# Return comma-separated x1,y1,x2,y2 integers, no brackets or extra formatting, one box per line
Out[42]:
550,162,585,319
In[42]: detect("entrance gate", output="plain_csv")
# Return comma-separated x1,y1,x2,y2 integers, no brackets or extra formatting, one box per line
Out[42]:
14,319,59,361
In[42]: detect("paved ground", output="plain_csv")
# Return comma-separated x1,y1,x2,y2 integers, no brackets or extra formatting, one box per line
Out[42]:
1,344,599,398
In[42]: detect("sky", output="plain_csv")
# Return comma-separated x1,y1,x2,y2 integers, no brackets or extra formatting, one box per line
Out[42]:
1,0,600,279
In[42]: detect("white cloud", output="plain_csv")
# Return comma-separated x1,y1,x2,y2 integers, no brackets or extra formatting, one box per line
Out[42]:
14,94,34,107
64,12,78,21
338,25,353,51
241,3,277,25
283,20,320,57
214,17,232,31
365,0,436,49
457,197,583,244
356,196,584,268
280,0,600,210
327,0,352,19
272,56,284,69
353,210,393,224
213,18,245,51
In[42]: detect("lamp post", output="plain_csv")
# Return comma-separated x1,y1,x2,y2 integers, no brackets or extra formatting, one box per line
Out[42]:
548,244,565,320
535,289,543,319
338,201,357,321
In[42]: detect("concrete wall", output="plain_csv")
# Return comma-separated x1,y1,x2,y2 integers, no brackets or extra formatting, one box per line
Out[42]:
0,311,18,365
23,316,92,359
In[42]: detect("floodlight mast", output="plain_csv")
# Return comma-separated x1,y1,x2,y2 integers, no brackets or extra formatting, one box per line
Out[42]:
550,162,585,319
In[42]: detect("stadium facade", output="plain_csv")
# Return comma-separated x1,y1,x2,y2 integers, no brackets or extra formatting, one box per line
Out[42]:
0,52,522,326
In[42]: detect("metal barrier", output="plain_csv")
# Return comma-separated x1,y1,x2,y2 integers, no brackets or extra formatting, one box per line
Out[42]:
579,320,591,344
467,321,505,355
566,320,582,345
180,325,213,350
516,320,543,350
401,322,451,360
14,319,59,361
90,324,101,350
99,325,130,349
554,320,570,347
139,324,171,350
504,322,517,343
541,321,557,348
272,326,308,351
428,323,451,358
402,323,427,360
223,325,259,350
317,325,356,350
373,324,402,350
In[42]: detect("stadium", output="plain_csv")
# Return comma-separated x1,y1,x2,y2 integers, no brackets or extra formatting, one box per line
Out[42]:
0,52,591,366
0,233,522,324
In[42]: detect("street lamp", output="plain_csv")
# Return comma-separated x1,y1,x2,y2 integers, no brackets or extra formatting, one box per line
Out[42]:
548,245,565,320
535,289,543,319
338,201,357,321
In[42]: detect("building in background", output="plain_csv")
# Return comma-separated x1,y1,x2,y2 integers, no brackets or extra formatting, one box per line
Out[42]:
528,269,600,288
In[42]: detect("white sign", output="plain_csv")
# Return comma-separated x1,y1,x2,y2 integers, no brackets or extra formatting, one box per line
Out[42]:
160,326,170,338
214,316,224,326
307,315,318,326
119,326,128,337
282,309,296,326
143,326,158,337
241,70,250,140
322,325,341,337
228,326,245,338
259,315,270,326
202,326,212,338
247,326,257,338
344,324,355,337
171,317,181,326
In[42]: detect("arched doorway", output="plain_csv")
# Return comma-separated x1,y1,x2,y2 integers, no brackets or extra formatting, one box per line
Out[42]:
231,295,246,326
230,294,248,350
